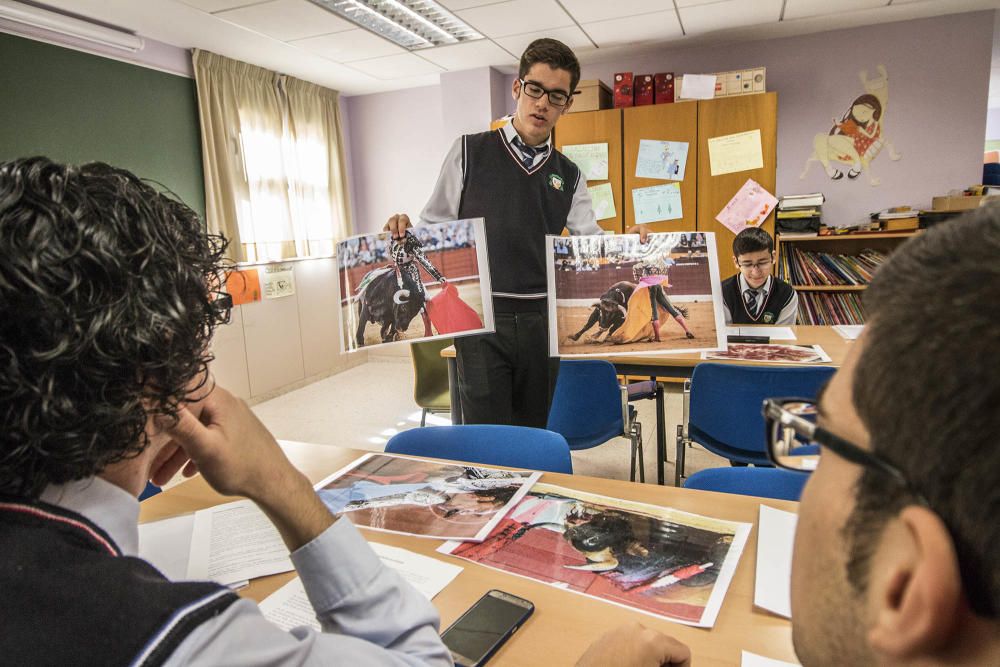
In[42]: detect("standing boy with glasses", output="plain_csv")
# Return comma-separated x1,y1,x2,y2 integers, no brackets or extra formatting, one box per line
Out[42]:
720,227,798,325
385,38,605,427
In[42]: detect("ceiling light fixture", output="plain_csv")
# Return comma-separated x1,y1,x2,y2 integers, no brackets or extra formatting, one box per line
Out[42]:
309,0,483,51
0,0,143,52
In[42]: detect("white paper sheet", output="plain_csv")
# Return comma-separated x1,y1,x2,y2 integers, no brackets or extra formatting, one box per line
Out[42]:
708,129,764,176
742,651,799,667
754,505,798,619
680,73,717,99
725,326,796,340
631,183,683,223
187,499,293,586
833,324,864,340
139,514,195,581
636,139,689,181
260,543,463,631
562,142,609,181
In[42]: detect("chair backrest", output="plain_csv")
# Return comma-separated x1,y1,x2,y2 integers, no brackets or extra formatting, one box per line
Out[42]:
385,425,573,474
409,338,453,410
138,481,161,501
683,467,808,502
546,360,624,450
688,363,836,464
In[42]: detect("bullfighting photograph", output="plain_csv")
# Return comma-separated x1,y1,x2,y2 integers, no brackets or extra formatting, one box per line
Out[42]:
438,483,751,628
546,232,726,357
337,218,493,352
314,453,541,542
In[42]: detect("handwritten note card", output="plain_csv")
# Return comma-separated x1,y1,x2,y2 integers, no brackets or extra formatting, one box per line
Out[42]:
716,179,778,235
562,143,609,181
632,183,683,224
636,139,689,181
708,129,764,176
588,182,617,221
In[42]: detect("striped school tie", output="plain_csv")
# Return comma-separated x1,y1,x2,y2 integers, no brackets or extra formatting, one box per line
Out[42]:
744,289,759,317
512,136,544,169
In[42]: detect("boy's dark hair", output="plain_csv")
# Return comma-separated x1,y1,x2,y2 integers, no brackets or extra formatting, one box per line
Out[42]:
519,38,581,95
732,227,774,257
0,157,230,498
848,208,1000,618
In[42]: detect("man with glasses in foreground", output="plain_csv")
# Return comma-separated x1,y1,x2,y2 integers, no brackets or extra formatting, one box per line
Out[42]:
720,226,798,325
384,38,606,427
578,210,999,665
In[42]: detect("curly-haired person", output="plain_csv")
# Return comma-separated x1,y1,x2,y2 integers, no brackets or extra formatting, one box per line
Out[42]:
0,157,450,666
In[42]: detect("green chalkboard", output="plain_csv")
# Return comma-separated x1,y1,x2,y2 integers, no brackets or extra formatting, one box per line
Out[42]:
0,33,205,217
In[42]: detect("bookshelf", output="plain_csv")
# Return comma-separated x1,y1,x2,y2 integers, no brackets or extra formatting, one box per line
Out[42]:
776,231,919,325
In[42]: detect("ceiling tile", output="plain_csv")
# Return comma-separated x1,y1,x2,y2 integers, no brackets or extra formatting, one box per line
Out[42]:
582,10,683,49
418,39,516,69
783,0,888,21
457,0,574,38
437,0,502,9
493,25,593,57
675,0,733,6
215,0,354,41
291,29,405,62
347,52,446,79
681,0,782,35
560,0,669,24
177,0,259,12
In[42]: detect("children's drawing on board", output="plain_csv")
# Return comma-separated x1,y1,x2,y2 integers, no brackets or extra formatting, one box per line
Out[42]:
547,233,726,356
800,65,902,186
338,219,493,352
438,484,751,628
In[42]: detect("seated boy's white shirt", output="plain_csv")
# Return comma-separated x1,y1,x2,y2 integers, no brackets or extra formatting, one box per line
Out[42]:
42,477,451,666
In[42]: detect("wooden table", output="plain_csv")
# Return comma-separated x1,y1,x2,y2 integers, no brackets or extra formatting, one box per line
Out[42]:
442,325,851,484
140,441,798,666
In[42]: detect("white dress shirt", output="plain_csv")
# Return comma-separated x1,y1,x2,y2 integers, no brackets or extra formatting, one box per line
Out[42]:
40,477,452,666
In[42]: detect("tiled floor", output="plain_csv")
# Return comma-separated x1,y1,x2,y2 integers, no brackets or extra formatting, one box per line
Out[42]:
251,357,728,486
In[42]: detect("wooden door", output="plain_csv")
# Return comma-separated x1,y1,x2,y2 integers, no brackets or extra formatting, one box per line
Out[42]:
622,102,698,233
696,92,777,279
554,108,623,233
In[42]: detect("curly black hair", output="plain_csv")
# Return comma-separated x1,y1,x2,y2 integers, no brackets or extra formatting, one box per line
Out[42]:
0,157,230,499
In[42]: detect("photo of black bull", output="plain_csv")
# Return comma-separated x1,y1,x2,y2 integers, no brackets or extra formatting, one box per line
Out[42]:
568,280,635,342
355,267,424,345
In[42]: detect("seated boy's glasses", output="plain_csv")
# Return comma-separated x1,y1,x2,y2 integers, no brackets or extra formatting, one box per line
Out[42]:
518,79,571,107
737,259,773,271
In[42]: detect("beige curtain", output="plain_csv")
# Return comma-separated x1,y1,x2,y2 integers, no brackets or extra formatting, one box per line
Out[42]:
193,50,352,262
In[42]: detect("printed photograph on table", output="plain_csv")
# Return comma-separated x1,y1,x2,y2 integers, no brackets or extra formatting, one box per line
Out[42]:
314,453,541,542
547,232,727,356
337,218,493,352
702,342,832,364
438,483,751,628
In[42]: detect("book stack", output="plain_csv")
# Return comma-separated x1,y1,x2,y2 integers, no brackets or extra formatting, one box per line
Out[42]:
778,247,887,286
776,193,824,236
874,207,919,231
798,292,866,325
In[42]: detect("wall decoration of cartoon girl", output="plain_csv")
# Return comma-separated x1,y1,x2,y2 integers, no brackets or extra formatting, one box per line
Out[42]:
800,65,902,186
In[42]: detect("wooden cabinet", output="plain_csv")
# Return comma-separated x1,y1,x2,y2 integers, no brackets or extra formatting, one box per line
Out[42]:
622,102,698,233
554,108,623,233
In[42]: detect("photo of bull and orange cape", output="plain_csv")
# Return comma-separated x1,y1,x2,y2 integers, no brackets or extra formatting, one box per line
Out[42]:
337,219,494,352
547,232,727,357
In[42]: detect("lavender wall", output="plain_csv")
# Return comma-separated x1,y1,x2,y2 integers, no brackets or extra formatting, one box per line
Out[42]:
987,108,1000,141
344,11,994,232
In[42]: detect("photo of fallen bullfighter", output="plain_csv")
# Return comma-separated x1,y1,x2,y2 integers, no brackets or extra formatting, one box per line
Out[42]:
547,232,727,357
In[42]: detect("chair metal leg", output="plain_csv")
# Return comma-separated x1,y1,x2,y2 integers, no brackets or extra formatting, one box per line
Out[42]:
654,382,666,484
674,424,686,487
635,422,645,484
629,432,637,482
420,408,428,427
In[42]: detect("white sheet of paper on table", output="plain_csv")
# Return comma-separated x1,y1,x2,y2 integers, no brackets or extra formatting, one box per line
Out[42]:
260,543,463,631
742,650,800,667
631,182,683,224
139,514,195,581
833,324,864,340
725,326,796,340
754,505,798,619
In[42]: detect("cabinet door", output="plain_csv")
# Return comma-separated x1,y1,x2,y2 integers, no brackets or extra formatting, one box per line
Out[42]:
623,102,698,233
555,109,622,233
697,92,777,279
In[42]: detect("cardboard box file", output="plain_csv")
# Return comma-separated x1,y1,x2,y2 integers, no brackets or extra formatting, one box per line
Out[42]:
931,195,984,211
635,74,654,106
613,72,634,108
570,79,612,113
654,72,674,103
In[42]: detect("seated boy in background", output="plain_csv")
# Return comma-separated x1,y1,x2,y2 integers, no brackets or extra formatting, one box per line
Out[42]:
720,227,798,325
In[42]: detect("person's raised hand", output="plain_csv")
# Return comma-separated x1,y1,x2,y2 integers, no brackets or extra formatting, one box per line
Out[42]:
627,224,651,244
385,213,412,240
576,622,691,667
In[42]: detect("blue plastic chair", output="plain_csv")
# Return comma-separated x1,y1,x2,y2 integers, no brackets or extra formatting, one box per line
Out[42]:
139,481,161,501
385,424,572,474
683,467,809,502
546,360,659,482
675,363,836,486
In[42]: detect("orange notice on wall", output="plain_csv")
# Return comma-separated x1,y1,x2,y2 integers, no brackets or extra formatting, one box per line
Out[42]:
226,269,261,305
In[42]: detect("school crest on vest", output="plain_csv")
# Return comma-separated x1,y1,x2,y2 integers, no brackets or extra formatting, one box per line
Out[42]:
763,312,775,323
548,174,564,191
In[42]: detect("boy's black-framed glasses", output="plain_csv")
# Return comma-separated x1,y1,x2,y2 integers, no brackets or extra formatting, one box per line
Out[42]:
761,398,928,505
518,79,571,107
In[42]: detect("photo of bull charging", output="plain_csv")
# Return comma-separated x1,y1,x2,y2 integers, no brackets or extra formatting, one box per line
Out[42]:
337,218,494,352
547,232,727,357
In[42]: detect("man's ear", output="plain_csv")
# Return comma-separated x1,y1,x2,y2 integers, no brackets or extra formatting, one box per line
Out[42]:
867,506,963,659
562,95,574,114
511,78,520,101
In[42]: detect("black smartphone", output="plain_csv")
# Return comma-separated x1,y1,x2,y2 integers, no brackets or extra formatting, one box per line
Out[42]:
441,589,534,667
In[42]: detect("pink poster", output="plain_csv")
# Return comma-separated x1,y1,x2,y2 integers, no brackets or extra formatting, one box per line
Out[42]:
715,179,778,235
